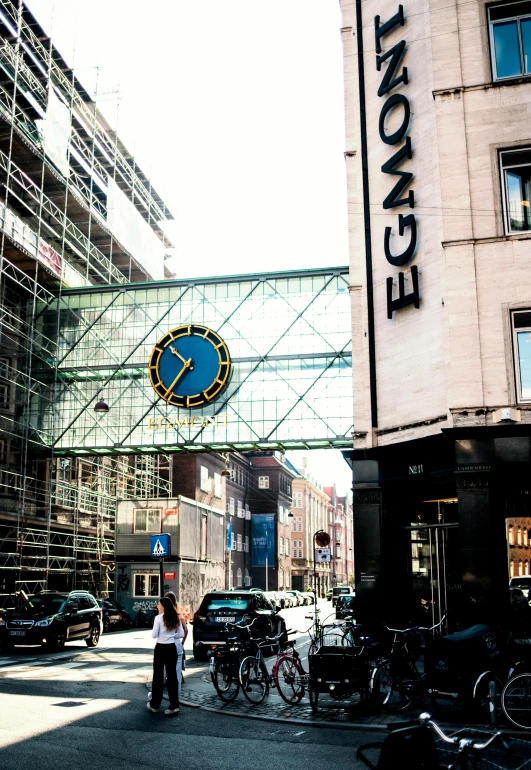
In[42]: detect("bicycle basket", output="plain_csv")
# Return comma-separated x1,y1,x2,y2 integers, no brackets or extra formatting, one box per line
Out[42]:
425,624,495,693
357,726,439,770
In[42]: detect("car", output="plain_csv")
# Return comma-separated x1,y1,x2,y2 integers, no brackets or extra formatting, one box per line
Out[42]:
192,590,287,660
510,576,531,600
335,593,356,619
285,590,304,606
98,599,131,633
0,590,103,651
305,591,316,605
332,585,353,607
326,589,333,601
265,591,282,611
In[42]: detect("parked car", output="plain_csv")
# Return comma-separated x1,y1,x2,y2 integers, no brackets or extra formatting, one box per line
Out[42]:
278,591,293,608
0,590,103,651
335,593,356,620
326,589,333,601
510,576,531,600
264,591,281,611
305,590,316,605
332,585,353,607
191,590,287,660
285,590,305,606
98,599,131,633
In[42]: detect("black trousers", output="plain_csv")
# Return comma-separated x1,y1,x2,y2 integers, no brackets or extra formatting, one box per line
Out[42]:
151,643,179,710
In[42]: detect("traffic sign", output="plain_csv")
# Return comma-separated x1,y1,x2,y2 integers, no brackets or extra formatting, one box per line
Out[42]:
315,547,331,563
150,533,171,559
315,531,330,548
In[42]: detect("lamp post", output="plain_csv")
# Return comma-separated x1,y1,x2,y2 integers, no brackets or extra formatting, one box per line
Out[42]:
313,529,324,627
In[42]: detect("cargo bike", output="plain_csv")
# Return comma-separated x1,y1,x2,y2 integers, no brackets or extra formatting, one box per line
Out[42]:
307,622,381,710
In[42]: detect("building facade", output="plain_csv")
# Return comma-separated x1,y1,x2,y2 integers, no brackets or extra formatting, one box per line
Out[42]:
291,468,331,595
341,0,531,627
0,0,174,606
324,486,354,587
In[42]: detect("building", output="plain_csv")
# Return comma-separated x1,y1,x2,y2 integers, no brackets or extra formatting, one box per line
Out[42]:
324,486,354,587
0,0,175,606
507,518,531,579
226,452,252,590
246,452,296,591
291,467,331,594
340,0,531,627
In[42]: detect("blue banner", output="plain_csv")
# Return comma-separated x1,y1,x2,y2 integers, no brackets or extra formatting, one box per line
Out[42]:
227,518,232,551
251,514,275,567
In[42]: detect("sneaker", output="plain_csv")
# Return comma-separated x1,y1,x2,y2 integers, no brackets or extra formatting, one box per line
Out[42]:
164,707,179,716
146,703,158,713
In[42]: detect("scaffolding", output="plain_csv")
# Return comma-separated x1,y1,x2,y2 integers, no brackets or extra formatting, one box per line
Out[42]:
0,0,175,608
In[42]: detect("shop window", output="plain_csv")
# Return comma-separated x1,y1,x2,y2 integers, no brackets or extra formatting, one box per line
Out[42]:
258,476,269,489
489,2,531,80
237,568,242,587
133,573,159,597
133,508,161,533
512,310,531,402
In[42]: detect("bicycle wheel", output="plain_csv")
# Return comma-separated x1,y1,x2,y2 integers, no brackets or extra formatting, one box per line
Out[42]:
239,656,269,704
502,673,531,729
212,656,240,703
372,661,416,711
308,684,319,711
275,656,305,705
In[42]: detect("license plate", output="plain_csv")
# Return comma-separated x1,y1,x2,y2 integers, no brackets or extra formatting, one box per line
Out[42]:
9,630,26,636
215,616,235,623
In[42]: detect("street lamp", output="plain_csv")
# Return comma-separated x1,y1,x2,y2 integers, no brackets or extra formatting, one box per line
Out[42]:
94,397,109,413
313,529,325,628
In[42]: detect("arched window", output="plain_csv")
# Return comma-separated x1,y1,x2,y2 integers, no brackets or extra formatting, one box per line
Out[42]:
285,569,290,589
511,560,515,577
519,560,524,575
229,569,234,589
526,528,529,546
509,525,515,545
244,568,250,587
526,561,529,576
236,568,242,587
518,527,522,546
279,566,284,589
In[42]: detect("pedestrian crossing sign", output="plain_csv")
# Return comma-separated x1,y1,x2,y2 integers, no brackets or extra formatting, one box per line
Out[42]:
150,533,171,559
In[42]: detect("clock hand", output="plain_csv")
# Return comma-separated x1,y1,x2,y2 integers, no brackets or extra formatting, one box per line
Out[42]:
164,358,193,398
170,345,194,370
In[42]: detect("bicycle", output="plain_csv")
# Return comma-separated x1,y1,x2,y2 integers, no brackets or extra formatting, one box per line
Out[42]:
131,606,157,628
357,712,516,770
209,618,260,703
501,671,531,729
272,631,307,705
239,631,282,704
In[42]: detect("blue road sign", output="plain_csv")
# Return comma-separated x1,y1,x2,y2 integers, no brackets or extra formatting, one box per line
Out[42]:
150,533,171,559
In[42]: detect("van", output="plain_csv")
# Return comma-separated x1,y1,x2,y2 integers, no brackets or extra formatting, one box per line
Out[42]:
332,585,353,607
510,576,531,599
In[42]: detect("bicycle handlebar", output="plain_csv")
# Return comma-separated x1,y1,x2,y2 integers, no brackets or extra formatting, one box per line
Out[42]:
384,614,447,635
418,713,504,751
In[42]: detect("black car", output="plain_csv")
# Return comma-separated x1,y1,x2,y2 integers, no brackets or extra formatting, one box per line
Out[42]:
98,599,131,633
0,590,103,651
335,593,356,619
192,590,287,660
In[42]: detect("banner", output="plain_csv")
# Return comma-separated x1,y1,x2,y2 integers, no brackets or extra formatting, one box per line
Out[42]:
251,514,275,567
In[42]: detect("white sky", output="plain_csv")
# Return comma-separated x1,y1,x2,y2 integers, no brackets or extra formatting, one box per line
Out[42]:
27,0,352,495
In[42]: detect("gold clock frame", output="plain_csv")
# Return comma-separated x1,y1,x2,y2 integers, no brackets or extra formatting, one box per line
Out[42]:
148,324,231,408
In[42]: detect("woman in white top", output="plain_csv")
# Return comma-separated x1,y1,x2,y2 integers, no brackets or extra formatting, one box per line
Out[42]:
147,596,180,715
165,591,188,695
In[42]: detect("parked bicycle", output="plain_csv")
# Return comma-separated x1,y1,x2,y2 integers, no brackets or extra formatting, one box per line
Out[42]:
131,606,157,628
357,712,520,770
272,632,307,705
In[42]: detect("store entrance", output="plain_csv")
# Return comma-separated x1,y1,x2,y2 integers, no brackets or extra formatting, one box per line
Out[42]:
405,499,461,632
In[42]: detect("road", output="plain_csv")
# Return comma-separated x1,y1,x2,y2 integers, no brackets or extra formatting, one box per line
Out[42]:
0,601,378,770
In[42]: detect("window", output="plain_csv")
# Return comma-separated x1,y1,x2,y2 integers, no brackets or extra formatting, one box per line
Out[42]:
0,439,6,465
0,358,10,409
231,531,236,550
237,500,244,518
237,533,243,551
512,311,531,401
236,568,243,587
292,519,297,532
279,536,284,555
500,149,531,233
285,569,290,588
133,508,161,533
134,573,159,597
519,526,523,545
214,472,222,498
526,560,530,575
200,465,210,492
293,492,303,508
258,476,269,489
229,497,235,516
244,568,251,587
285,538,290,556
489,2,531,80
244,535,249,553
278,505,284,525
509,524,515,544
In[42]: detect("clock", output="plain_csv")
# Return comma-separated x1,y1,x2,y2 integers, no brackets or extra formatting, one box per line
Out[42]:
148,324,231,408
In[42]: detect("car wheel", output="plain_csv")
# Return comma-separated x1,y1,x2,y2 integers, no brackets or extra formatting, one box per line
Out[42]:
45,630,66,652
193,646,209,661
103,617,110,633
86,625,100,647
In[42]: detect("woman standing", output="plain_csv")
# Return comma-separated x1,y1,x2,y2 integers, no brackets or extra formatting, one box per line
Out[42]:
165,591,188,694
147,596,180,715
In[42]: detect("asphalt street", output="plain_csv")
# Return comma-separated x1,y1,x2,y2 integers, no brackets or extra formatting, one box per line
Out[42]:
0,601,379,770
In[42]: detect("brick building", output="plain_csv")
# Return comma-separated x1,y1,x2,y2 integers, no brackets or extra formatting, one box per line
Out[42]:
291,467,331,594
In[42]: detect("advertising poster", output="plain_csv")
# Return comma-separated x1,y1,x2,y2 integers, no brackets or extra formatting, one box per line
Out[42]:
251,514,275,567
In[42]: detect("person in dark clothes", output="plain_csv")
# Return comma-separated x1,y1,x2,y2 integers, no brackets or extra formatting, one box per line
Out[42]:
147,596,180,716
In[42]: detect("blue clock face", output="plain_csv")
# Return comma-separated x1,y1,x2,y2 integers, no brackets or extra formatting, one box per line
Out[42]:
148,325,231,408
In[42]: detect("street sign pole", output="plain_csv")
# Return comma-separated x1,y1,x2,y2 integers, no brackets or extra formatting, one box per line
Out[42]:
159,556,164,598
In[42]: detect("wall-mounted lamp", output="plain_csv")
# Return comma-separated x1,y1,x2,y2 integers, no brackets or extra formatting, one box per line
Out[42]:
94,398,109,413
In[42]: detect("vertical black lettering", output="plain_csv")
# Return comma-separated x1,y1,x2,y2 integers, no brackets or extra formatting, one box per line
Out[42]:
374,5,405,53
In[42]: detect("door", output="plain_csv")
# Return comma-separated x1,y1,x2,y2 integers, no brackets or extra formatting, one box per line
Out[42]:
405,521,460,633
64,597,82,638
